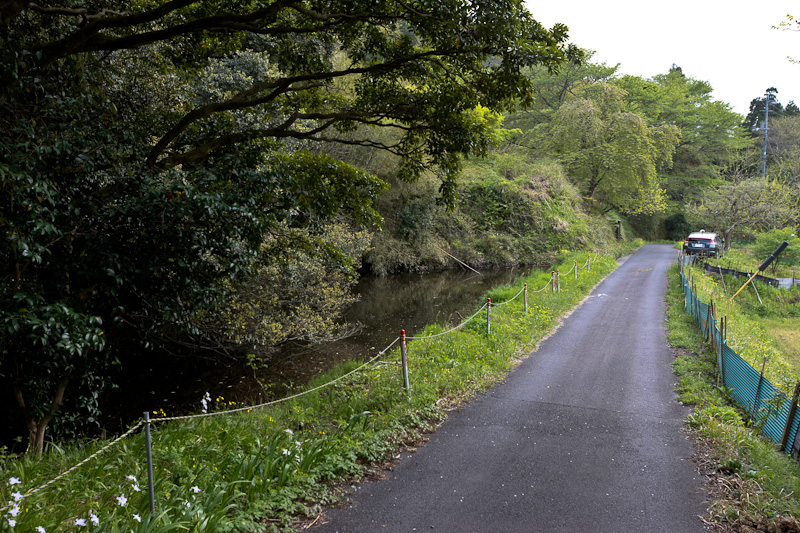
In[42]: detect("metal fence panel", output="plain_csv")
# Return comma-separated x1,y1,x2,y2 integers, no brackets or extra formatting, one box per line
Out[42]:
723,344,761,411
681,261,799,454
754,379,790,445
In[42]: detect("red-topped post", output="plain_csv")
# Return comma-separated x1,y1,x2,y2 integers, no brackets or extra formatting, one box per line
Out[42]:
524,283,528,315
401,329,409,393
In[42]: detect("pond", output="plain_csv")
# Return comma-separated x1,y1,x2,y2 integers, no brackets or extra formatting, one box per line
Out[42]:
95,267,531,432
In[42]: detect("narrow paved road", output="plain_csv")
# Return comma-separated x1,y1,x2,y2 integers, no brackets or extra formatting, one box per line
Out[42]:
316,244,707,532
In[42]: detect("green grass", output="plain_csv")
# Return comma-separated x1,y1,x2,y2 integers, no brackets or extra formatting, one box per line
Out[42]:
0,250,621,532
712,246,800,279
666,262,800,530
682,260,799,390
759,317,800,372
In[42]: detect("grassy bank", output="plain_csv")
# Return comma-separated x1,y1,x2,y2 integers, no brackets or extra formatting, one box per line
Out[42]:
0,249,629,532
681,260,800,389
666,262,800,529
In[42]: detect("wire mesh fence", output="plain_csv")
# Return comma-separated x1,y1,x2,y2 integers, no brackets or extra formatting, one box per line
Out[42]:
679,256,800,456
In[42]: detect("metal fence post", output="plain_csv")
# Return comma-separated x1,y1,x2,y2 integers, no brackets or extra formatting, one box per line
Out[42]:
551,271,555,292
144,411,156,514
588,256,591,271
400,329,410,393
753,356,768,415
557,269,561,292
487,298,491,335
574,260,577,279
524,283,528,315
780,382,800,452
720,317,727,386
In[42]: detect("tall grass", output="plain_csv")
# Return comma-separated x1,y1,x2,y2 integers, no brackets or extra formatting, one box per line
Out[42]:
667,262,800,529
683,260,800,391
0,251,621,532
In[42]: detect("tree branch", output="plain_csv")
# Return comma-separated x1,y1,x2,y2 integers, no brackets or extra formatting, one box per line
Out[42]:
146,49,452,166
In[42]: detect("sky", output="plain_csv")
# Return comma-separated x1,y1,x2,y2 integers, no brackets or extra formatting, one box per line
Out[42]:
525,1,800,117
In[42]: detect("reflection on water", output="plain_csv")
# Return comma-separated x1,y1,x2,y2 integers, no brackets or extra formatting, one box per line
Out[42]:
97,267,532,432
260,267,531,391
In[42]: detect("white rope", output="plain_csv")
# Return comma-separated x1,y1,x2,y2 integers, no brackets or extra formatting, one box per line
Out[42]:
490,285,526,307
153,337,401,423
532,278,551,293
406,303,488,340
10,259,594,509
0,420,145,515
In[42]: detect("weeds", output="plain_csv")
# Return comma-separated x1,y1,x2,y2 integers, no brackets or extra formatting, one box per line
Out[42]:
0,251,620,532
667,262,800,529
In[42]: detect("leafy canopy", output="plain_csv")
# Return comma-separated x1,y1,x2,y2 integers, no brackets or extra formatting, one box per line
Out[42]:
0,1,575,452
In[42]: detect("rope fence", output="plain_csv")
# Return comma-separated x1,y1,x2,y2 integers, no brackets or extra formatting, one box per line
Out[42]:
5,251,606,521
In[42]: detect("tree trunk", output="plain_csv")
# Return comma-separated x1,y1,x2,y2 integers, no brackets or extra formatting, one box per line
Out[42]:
724,224,737,251
14,375,72,458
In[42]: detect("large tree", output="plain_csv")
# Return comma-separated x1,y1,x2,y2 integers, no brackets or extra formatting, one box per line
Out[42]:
743,87,785,133
546,82,680,215
766,115,800,182
0,1,575,454
618,66,749,179
685,176,798,247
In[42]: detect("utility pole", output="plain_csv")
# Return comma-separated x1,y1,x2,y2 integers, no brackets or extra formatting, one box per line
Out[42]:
762,91,777,178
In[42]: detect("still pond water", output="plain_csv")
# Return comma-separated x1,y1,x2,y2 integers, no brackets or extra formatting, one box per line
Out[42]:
102,267,531,429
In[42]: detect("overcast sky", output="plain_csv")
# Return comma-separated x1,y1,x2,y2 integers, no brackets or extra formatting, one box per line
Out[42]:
525,1,800,117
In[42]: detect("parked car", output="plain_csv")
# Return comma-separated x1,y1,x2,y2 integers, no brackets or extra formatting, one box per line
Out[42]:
683,230,719,256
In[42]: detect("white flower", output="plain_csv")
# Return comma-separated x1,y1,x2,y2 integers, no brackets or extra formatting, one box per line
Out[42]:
183,500,191,508
133,514,141,522
116,494,127,507
132,484,140,492
8,505,20,517
190,486,201,494
7,518,15,528
7,478,20,486
75,518,86,526
282,448,289,455
126,475,137,483
200,392,211,413
90,511,99,526
36,527,46,533
284,429,293,435
12,491,22,502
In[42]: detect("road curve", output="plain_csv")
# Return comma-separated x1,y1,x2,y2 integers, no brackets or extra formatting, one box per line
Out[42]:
315,244,707,532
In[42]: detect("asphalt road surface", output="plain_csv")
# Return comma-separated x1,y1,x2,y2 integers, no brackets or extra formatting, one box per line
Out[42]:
316,244,707,532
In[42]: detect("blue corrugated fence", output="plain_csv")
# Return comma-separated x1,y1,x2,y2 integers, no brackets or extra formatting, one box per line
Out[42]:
680,257,800,456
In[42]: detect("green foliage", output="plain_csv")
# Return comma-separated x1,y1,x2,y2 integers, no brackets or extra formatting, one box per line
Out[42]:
546,84,680,215
753,229,800,273
684,260,797,388
764,115,800,182
211,221,374,350
685,177,798,246
666,263,800,529
0,253,619,531
647,67,750,174
505,54,616,133
365,153,613,274
1,1,577,451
